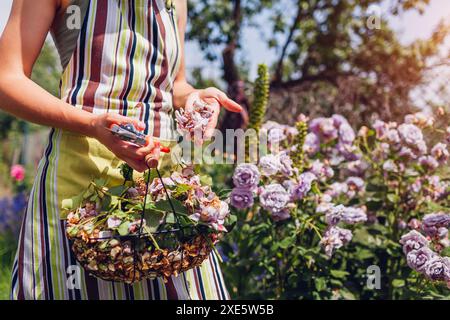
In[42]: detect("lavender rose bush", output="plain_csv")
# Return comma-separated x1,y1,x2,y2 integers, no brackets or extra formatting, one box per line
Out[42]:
219,110,449,299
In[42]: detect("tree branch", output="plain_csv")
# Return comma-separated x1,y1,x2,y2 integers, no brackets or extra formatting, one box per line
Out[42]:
271,71,355,89
222,0,242,85
273,1,303,83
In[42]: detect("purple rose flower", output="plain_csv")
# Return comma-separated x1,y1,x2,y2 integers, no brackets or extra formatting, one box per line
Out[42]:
409,178,422,193
268,127,287,145
336,142,360,161
259,184,290,214
310,160,334,181
230,188,254,209
291,172,317,200
259,154,281,176
386,129,401,145
303,133,320,155
310,117,338,142
383,160,398,172
408,218,421,230
398,124,424,146
400,230,429,254
438,227,448,239
331,114,349,127
325,182,348,198
422,212,450,237
279,152,294,176
424,256,450,281
233,163,260,190
325,204,345,226
316,201,334,214
346,177,365,190
398,146,418,160
271,209,291,222
405,112,434,127
419,156,439,171
431,143,449,164
341,207,367,225
320,226,353,258
345,176,365,197
338,122,356,145
373,120,388,139
406,247,436,272
346,160,368,176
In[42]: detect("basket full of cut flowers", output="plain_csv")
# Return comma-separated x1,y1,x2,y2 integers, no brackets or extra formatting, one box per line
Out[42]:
64,102,232,284
64,165,232,284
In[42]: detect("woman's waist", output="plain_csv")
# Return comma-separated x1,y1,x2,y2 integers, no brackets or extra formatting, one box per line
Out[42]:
60,82,175,112
67,98,175,114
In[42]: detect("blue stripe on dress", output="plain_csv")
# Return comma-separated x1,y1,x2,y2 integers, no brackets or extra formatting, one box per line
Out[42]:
71,0,91,106
144,6,159,135
122,0,138,116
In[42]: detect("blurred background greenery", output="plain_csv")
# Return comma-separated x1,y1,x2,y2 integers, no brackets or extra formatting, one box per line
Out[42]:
0,0,449,299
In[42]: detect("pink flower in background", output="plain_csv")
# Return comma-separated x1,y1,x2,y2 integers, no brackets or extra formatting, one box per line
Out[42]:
10,164,25,182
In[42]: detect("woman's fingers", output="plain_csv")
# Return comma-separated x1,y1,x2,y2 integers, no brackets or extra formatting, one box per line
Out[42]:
199,87,243,113
107,113,145,131
204,104,220,140
185,91,200,113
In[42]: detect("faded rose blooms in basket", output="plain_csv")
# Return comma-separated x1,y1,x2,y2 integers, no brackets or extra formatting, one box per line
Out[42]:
64,165,234,284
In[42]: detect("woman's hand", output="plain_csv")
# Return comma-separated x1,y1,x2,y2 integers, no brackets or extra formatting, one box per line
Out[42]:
185,87,243,142
88,113,160,172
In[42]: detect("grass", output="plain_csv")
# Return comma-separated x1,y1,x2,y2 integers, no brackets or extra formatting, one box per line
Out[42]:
0,266,11,300
0,232,17,300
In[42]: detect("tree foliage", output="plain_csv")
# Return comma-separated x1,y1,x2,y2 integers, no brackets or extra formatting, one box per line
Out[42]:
187,0,449,127
0,41,60,138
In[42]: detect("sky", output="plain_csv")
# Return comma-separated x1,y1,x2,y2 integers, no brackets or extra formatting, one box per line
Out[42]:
0,0,449,81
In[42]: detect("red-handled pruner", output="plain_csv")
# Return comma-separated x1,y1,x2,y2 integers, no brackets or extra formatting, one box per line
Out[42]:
108,123,171,153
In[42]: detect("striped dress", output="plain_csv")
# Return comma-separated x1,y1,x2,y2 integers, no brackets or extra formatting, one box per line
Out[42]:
11,0,229,300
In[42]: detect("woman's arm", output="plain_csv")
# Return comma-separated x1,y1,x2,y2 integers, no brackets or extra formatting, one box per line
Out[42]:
0,0,158,172
172,0,243,141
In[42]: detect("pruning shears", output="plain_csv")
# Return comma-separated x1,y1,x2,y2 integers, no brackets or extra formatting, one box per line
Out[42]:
108,123,171,153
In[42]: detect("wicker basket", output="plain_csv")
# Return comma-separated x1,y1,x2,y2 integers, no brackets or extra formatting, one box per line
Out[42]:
69,231,215,283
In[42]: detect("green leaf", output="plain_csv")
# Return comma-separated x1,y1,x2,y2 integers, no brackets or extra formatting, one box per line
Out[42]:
392,279,405,288
287,273,298,285
217,189,232,200
109,185,127,196
173,184,193,197
330,270,349,279
154,199,188,215
311,182,321,195
61,193,84,211
200,175,213,186
165,212,177,224
101,195,112,211
387,193,400,203
93,178,107,188
441,247,450,257
279,237,295,249
144,210,164,232
118,221,130,236
314,278,327,291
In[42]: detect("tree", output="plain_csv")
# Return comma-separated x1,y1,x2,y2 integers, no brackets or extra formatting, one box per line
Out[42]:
187,0,449,127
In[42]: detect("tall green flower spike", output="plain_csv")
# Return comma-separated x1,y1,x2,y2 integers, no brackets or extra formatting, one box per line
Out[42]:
247,64,270,161
248,64,269,133
291,120,308,172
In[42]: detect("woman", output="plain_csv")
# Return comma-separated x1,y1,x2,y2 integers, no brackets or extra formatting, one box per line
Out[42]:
0,0,242,300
